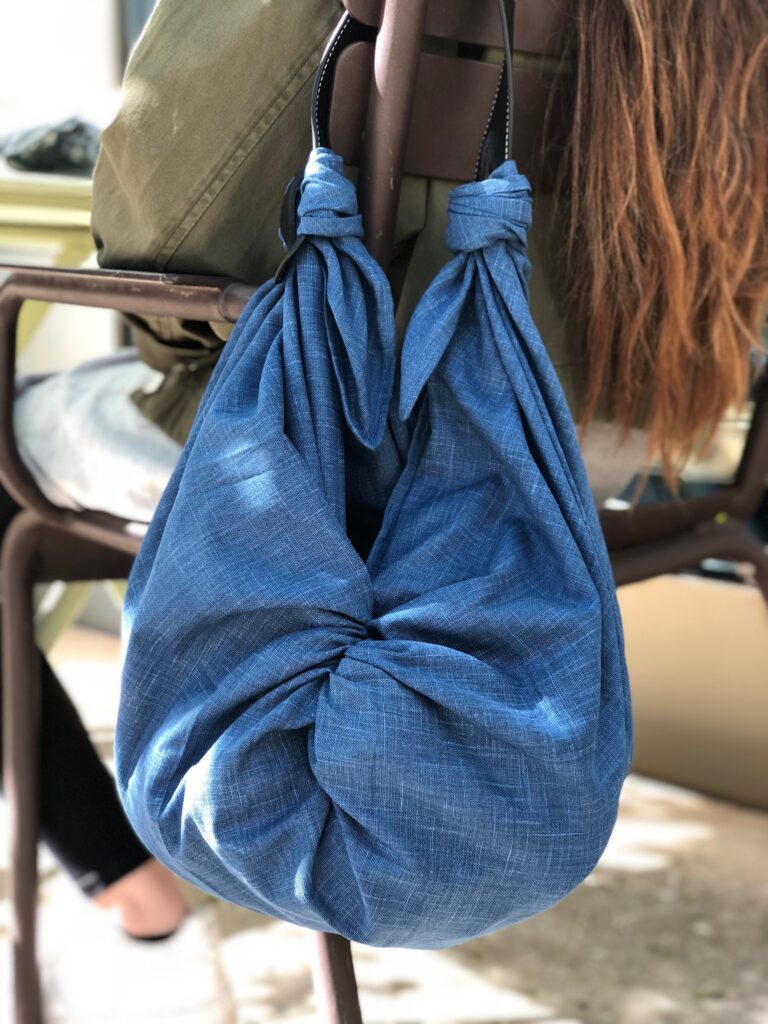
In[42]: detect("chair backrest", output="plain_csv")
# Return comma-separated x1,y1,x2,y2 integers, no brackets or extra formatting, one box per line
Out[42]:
326,0,570,264
344,0,565,55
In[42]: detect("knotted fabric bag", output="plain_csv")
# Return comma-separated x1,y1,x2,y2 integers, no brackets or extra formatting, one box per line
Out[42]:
117,147,632,949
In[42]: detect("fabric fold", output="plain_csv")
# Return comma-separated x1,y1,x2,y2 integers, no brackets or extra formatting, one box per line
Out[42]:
117,155,632,950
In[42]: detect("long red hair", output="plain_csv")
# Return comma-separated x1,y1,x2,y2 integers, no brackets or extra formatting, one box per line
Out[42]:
556,0,768,480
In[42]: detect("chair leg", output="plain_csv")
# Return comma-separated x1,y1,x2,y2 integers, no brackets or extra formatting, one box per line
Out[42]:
2,511,47,1024
309,931,363,1024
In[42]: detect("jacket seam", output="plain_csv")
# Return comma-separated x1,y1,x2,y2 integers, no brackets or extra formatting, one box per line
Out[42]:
155,21,335,270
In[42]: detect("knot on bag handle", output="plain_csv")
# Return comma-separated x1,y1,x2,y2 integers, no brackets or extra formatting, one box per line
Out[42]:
296,148,364,240
446,164,532,254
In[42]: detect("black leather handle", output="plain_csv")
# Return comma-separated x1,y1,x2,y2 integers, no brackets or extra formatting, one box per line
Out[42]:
311,14,374,150
476,0,516,178
277,0,518,277
498,0,517,163
275,13,371,280
311,2,516,167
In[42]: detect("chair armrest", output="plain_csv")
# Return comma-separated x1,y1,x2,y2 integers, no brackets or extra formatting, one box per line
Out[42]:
600,364,768,553
0,263,254,322
0,264,255,542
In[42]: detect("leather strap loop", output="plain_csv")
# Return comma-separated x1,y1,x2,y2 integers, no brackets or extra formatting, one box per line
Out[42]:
498,0,517,163
476,0,516,179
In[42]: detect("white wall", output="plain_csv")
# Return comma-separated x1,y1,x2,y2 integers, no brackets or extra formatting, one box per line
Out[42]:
1,3,123,367
0,0,121,130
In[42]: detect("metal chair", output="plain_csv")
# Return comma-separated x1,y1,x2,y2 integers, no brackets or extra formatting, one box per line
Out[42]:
1,1,766,1022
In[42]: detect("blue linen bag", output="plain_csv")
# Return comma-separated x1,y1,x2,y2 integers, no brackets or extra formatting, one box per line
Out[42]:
116,2,632,947
116,144,632,948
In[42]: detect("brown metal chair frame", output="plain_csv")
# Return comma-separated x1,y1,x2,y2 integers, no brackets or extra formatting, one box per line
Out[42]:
2,1,767,1022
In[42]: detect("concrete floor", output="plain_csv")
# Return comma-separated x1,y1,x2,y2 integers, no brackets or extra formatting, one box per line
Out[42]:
1,607,767,1024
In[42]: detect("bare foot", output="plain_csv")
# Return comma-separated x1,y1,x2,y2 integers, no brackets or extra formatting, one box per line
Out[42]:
92,858,189,938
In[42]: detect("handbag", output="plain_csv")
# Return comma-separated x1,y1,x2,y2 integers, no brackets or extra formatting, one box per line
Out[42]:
116,0,632,948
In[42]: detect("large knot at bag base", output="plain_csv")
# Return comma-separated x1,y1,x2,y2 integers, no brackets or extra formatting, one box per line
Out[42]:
116,3,632,951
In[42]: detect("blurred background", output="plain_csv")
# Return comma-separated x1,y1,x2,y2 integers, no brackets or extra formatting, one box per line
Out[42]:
0,2,767,1023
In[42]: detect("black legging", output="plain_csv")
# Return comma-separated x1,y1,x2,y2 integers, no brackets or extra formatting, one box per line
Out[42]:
0,488,150,897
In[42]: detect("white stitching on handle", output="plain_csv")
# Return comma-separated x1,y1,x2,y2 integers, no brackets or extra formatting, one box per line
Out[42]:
474,66,505,180
314,17,352,146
